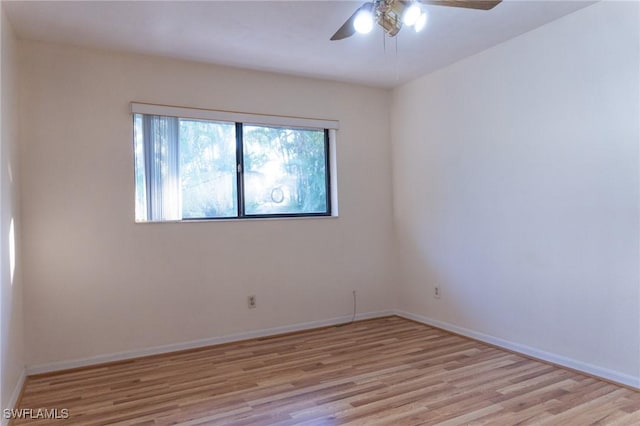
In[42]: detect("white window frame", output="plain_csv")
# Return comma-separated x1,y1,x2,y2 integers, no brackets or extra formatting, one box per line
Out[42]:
131,102,339,222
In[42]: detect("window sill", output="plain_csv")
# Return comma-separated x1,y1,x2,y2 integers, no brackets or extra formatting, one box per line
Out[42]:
135,215,339,224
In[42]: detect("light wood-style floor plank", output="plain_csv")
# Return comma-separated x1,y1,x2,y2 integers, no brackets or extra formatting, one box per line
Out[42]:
13,316,640,425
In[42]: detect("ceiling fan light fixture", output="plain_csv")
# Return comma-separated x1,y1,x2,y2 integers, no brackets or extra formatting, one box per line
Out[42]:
414,11,428,32
353,8,374,34
330,0,501,41
403,3,421,26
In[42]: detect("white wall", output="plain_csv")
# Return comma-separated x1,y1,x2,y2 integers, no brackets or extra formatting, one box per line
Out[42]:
392,0,639,385
1,6,25,415
19,41,395,367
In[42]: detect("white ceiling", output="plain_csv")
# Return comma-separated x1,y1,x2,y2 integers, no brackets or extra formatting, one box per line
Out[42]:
4,0,593,88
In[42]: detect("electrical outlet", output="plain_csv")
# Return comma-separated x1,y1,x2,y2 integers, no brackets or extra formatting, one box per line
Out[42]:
248,295,256,309
434,286,441,299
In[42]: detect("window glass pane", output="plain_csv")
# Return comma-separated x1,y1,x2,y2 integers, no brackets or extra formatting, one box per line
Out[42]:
179,119,237,218
243,125,328,215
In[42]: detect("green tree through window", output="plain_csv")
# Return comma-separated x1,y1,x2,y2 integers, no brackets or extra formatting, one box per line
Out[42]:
243,125,327,215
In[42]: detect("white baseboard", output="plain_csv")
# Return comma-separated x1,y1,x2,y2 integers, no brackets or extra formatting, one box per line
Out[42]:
25,309,640,391
1,368,26,426
395,310,640,390
27,310,394,375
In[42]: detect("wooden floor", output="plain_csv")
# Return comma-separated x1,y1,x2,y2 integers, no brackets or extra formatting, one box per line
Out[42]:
14,316,640,425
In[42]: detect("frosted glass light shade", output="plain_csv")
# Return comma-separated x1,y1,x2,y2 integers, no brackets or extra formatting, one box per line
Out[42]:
403,4,421,26
414,11,428,32
354,9,374,34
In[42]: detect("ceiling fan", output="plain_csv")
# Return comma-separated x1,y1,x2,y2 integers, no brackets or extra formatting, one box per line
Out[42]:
330,0,502,40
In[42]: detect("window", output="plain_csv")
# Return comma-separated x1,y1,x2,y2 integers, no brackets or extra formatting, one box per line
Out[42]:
132,103,338,222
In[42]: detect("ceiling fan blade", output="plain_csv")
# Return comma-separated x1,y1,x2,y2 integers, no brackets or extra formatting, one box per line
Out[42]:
330,2,373,41
419,0,501,10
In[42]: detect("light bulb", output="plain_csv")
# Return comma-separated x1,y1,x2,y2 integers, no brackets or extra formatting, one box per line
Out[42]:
354,9,374,34
414,11,428,32
403,3,421,26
